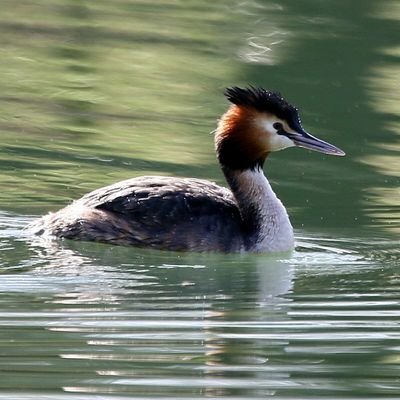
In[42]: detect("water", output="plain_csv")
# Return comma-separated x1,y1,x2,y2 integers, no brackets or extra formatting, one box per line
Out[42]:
1,0,400,398
1,219,399,398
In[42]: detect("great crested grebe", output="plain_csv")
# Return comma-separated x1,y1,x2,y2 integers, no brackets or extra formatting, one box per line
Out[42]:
29,87,344,252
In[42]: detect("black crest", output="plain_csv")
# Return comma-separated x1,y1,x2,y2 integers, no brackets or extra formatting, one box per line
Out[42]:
224,86,303,131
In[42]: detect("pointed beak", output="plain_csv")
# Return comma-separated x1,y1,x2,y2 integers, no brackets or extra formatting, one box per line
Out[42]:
287,129,345,156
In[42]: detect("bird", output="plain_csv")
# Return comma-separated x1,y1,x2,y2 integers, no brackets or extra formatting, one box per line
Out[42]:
28,87,345,253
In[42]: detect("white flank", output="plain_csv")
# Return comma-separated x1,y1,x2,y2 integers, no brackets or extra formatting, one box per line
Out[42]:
237,168,295,252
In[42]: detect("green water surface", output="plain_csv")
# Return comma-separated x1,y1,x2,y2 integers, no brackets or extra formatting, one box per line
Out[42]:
0,0,399,398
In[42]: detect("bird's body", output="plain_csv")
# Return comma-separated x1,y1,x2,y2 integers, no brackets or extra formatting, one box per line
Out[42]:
29,87,344,253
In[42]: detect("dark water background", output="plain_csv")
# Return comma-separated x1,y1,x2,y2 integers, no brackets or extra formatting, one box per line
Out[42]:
0,1,399,398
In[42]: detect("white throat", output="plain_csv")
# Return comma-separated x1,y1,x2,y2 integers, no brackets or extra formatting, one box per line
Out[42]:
232,168,294,252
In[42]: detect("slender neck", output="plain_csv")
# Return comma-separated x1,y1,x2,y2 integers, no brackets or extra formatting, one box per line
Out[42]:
222,166,294,252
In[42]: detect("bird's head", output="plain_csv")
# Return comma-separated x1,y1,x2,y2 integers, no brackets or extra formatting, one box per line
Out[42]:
215,86,345,170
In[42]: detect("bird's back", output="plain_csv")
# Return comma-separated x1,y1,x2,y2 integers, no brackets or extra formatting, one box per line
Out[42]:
30,176,245,252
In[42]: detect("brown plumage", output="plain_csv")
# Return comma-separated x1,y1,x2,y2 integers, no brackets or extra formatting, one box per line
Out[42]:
29,176,247,251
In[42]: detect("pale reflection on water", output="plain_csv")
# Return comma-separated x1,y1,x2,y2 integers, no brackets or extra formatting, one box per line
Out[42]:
359,2,400,234
1,212,399,397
